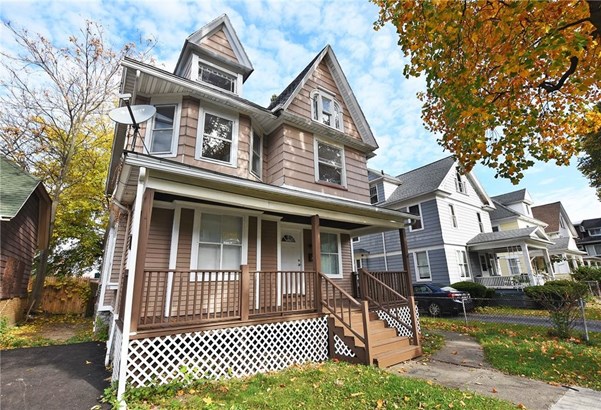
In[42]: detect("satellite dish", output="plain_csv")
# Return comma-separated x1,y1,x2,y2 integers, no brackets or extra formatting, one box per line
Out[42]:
109,105,156,125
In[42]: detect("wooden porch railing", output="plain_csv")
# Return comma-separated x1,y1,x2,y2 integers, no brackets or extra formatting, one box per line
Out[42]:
137,267,320,330
359,269,420,346
320,272,372,365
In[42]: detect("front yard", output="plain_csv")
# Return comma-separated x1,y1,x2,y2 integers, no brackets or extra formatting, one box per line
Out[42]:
421,317,601,390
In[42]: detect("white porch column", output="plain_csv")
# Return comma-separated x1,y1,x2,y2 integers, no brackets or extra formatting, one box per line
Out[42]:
543,248,555,279
522,242,535,285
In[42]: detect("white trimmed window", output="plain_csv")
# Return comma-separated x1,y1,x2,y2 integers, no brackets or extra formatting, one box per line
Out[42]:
197,110,238,165
251,129,262,178
414,251,431,281
370,186,379,204
589,228,601,236
477,212,484,233
455,170,467,194
148,103,179,156
198,63,236,93
311,90,343,131
321,232,342,277
404,204,423,231
508,258,520,275
587,244,601,256
457,250,469,278
315,139,345,186
196,213,243,271
449,204,458,228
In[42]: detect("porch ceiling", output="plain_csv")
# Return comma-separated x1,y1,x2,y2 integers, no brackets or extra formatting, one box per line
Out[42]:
123,153,413,235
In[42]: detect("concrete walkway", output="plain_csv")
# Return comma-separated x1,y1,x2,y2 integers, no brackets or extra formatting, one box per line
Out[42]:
390,331,600,410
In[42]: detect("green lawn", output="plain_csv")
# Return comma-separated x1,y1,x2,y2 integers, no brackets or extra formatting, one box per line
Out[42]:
109,361,516,410
421,317,601,390
473,303,601,321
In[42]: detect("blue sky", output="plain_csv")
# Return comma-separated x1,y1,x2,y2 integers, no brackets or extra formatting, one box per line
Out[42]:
1,0,599,222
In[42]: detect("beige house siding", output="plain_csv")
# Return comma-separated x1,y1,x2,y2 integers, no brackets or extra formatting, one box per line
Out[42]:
278,125,369,202
261,220,278,271
176,208,194,270
303,230,353,296
265,125,286,186
288,59,361,141
201,29,237,62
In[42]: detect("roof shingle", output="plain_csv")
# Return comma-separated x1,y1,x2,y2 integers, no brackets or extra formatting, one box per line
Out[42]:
0,156,41,219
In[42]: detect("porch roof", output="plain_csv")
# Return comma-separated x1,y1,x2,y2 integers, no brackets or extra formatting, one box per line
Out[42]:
122,152,416,236
466,227,553,251
546,237,587,255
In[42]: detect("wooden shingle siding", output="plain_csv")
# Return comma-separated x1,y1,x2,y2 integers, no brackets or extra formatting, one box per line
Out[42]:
264,126,285,186
261,220,278,271
103,212,131,308
144,208,173,270
289,59,361,141
279,125,369,202
201,29,238,62
0,194,39,299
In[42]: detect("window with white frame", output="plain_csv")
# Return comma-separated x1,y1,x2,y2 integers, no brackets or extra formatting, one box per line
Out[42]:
311,90,343,131
589,228,601,236
477,212,484,233
321,232,341,277
198,63,236,93
508,258,520,275
587,244,601,256
251,130,262,177
404,204,423,231
196,213,243,271
449,204,458,228
414,251,431,280
198,111,238,164
455,169,467,194
370,186,379,204
457,250,469,278
149,104,178,155
352,237,360,242
315,140,345,186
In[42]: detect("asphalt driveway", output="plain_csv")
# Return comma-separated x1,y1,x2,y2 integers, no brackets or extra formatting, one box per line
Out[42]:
1,342,110,410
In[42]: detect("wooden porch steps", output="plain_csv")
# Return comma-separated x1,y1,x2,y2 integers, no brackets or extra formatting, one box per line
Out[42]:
329,310,422,368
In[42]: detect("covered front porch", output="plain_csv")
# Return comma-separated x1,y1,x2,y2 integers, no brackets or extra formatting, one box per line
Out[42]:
467,227,555,289
108,153,421,393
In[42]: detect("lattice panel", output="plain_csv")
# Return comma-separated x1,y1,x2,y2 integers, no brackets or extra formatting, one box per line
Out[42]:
126,317,328,387
376,307,421,338
333,334,356,357
111,324,123,382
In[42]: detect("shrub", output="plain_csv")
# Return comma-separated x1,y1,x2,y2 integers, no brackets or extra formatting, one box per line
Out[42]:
524,280,588,338
571,266,601,283
450,281,488,298
485,288,496,299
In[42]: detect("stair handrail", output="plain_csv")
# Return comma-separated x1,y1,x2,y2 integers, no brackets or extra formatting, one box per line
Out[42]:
318,272,372,364
359,269,415,337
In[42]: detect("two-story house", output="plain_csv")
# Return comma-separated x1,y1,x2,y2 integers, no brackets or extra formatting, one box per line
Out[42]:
575,218,601,266
531,202,587,275
358,156,499,286
98,15,421,400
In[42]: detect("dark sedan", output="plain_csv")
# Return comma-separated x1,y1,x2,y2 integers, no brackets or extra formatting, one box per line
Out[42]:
412,283,474,316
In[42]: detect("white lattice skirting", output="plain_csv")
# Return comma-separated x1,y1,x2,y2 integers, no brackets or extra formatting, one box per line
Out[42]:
334,333,356,358
125,317,328,387
111,325,123,382
376,307,421,338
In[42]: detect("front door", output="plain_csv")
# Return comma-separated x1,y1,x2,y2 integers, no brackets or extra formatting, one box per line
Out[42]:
280,228,304,294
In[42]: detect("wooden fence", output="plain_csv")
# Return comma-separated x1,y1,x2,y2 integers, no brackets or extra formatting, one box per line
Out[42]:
35,276,98,316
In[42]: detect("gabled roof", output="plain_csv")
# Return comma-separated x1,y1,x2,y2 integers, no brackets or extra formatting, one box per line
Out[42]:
546,236,586,254
384,156,455,204
174,14,253,80
489,199,547,227
532,202,576,235
267,45,377,149
0,156,42,219
467,226,552,247
580,218,601,229
367,168,401,184
491,188,531,205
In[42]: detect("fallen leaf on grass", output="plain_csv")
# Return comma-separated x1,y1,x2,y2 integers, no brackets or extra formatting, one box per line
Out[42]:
350,392,364,397
376,399,385,408
202,396,213,405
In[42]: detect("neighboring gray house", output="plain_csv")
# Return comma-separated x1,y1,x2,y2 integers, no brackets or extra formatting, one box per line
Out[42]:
357,156,498,285
575,218,601,266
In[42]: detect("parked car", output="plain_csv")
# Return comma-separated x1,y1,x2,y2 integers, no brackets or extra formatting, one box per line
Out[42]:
412,283,474,316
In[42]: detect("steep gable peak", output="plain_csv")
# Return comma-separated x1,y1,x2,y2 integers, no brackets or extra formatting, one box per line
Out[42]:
174,14,253,82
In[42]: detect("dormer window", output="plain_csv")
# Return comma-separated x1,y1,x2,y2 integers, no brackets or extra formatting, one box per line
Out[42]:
369,186,379,204
311,90,343,131
199,63,236,93
455,169,466,194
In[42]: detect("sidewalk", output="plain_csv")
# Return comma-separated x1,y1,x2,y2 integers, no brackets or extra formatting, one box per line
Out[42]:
390,331,600,410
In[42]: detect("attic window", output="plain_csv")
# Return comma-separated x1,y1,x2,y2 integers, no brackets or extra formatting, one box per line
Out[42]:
369,186,379,204
311,90,343,131
199,63,236,93
455,169,467,194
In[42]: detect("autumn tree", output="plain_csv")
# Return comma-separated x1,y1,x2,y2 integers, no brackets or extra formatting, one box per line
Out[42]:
0,20,153,306
374,0,601,182
578,104,601,200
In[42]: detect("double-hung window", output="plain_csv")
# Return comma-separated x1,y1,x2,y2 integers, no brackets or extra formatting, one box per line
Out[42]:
370,186,379,204
251,130,262,178
457,250,469,278
589,228,601,236
321,232,341,277
414,251,431,280
198,110,238,165
148,104,178,156
477,212,484,233
508,258,520,275
315,140,345,186
449,204,458,228
455,170,466,194
405,204,423,231
196,213,243,271
311,90,343,131
198,63,236,93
